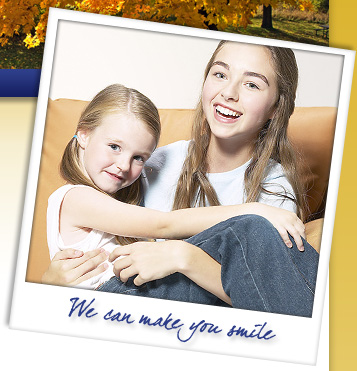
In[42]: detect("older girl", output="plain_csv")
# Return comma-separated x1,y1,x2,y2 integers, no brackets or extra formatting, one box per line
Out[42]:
101,41,318,317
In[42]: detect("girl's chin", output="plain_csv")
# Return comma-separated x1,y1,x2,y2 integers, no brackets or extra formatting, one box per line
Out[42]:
95,181,122,195
107,188,122,195
209,126,240,141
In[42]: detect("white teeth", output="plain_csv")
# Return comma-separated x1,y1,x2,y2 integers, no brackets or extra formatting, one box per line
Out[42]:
216,105,240,117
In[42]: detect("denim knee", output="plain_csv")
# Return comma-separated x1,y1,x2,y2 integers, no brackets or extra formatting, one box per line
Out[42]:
217,214,319,316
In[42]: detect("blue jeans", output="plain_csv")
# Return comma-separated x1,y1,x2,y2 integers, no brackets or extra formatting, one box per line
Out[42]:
97,215,319,317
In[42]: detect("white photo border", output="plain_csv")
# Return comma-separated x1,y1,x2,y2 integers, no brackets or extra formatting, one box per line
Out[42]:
10,7,355,365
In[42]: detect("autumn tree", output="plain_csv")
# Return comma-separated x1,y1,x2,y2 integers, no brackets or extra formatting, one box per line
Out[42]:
0,0,77,47
0,0,258,47
0,0,314,48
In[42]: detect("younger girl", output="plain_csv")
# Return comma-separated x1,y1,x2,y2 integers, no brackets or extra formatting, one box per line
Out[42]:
47,84,304,290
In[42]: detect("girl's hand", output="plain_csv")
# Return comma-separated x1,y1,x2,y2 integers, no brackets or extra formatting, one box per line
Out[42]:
41,248,110,286
110,240,232,305
248,203,306,251
109,241,184,286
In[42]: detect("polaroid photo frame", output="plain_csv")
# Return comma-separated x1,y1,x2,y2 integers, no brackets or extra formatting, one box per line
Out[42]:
10,7,355,365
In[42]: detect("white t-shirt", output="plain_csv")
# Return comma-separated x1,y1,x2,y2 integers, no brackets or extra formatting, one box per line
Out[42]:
143,140,296,212
47,184,118,289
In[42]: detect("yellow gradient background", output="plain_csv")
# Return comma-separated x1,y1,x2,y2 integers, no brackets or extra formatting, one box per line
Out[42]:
329,0,357,369
1,1,356,369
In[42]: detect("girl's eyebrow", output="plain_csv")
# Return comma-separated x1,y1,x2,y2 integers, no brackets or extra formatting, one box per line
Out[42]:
212,61,230,70
243,71,269,86
106,136,123,142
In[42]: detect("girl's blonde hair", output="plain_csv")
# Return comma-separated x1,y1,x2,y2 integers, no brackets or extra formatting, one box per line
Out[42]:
60,84,161,244
172,41,309,221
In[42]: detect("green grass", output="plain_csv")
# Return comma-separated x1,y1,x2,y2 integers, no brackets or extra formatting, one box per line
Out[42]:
226,16,328,46
0,13,328,69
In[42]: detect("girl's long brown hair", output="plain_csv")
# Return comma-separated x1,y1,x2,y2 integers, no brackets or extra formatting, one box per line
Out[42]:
172,41,309,221
60,84,161,244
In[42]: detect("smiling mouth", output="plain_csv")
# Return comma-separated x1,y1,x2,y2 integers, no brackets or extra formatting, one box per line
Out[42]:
215,104,242,119
106,171,124,182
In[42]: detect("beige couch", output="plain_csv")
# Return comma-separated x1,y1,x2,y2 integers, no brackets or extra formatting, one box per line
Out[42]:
26,99,337,283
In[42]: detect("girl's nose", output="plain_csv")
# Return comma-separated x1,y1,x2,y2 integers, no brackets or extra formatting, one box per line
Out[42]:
116,158,131,173
221,82,239,102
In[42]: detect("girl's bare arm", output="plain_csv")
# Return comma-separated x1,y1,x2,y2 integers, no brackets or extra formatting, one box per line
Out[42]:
62,186,306,250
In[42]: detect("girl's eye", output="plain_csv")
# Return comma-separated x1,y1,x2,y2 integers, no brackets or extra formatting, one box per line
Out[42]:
133,155,145,163
213,72,226,80
245,82,259,90
109,144,121,151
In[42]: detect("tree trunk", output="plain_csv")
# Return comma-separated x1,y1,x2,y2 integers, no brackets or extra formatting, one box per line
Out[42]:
261,5,273,29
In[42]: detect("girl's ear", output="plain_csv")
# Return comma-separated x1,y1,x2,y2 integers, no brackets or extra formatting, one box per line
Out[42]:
76,129,90,149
